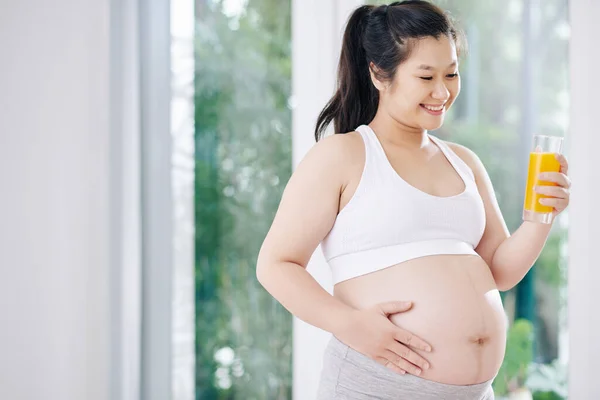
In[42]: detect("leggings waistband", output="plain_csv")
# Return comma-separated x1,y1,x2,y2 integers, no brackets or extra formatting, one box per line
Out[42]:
319,335,495,400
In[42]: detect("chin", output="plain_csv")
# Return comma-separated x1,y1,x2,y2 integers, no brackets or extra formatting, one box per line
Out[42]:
421,119,445,131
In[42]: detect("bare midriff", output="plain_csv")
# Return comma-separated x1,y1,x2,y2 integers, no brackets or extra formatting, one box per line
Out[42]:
333,254,507,385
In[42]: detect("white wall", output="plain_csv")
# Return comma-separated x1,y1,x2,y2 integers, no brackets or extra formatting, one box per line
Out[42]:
291,1,363,399
1,1,115,399
568,0,600,397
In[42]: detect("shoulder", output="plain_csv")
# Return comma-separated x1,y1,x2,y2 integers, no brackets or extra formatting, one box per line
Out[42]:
441,140,481,168
439,139,487,180
312,130,363,156
302,131,364,170
294,130,365,185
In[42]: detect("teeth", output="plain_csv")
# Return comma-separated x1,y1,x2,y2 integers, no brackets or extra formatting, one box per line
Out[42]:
423,104,444,111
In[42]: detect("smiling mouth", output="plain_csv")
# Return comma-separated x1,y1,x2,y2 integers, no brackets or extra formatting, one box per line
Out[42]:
420,103,446,115
421,103,445,111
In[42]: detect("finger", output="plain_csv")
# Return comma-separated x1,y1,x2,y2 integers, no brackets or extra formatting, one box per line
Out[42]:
539,197,568,209
393,329,432,352
387,341,430,371
378,301,413,316
534,185,569,199
375,357,407,375
381,349,424,376
538,172,571,189
555,153,569,175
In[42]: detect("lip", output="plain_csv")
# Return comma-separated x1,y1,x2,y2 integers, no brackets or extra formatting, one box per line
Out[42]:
420,104,446,116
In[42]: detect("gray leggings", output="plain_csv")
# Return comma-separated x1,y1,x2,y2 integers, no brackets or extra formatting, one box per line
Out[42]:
317,335,495,400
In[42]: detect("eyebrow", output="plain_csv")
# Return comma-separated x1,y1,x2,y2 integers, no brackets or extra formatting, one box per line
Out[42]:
417,61,457,71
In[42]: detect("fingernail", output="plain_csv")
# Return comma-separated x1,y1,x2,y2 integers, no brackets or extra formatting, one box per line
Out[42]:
400,370,406,375
415,368,422,375
424,363,430,370
424,345,432,352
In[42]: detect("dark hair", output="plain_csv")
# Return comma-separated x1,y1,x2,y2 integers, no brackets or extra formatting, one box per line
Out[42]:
314,1,466,141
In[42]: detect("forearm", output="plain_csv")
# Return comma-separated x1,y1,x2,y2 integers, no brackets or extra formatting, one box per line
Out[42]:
490,220,553,291
256,261,355,334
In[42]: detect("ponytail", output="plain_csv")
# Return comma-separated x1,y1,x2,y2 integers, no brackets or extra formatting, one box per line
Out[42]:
314,5,379,141
313,1,465,142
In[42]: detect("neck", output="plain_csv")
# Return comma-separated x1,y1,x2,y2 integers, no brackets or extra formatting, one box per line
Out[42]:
368,115,430,150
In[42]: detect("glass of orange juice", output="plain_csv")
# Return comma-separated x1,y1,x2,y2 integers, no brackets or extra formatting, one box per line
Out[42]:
523,135,564,224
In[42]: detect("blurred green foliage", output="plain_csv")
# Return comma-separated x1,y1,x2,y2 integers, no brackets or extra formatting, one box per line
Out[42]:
494,319,535,395
195,0,292,398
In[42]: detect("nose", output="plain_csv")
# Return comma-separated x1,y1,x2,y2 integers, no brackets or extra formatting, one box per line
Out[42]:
432,82,450,101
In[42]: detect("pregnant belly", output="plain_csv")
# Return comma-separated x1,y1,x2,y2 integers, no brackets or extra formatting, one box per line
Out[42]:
333,254,507,385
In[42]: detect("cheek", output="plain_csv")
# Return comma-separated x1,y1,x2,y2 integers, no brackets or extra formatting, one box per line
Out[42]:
389,95,418,115
390,83,427,108
450,79,461,100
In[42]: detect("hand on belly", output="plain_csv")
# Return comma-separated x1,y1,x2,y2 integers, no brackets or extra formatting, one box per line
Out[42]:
334,255,508,385
388,288,507,385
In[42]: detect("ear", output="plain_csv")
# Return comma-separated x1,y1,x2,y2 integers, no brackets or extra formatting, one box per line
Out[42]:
369,62,387,92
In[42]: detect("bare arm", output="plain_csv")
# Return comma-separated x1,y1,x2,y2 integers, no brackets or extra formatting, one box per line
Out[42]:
256,133,358,332
257,132,432,375
488,156,570,290
448,143,570,292
488,222,552,290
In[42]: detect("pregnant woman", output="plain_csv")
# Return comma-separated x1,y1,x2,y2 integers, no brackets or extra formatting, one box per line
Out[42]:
256,1,571,399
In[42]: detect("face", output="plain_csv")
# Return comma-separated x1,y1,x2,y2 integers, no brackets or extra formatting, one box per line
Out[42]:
371,35,460,131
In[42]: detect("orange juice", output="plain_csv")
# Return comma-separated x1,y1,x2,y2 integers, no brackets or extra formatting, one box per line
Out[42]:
523,152,561,213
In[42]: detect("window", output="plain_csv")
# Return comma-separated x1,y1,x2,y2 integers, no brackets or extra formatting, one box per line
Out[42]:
194,0,293,398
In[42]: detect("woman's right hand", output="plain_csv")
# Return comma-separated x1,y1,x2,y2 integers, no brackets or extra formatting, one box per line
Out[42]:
335,301,432,376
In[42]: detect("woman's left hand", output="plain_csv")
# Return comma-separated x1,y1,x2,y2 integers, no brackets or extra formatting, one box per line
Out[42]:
534,153,571,218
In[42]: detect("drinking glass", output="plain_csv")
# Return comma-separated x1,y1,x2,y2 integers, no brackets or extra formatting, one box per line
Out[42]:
523,135,564,224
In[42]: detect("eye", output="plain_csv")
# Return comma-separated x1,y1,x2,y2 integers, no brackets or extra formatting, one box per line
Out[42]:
420,73,458,81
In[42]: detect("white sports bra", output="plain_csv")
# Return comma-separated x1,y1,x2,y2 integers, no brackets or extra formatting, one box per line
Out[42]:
321,124,486,285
